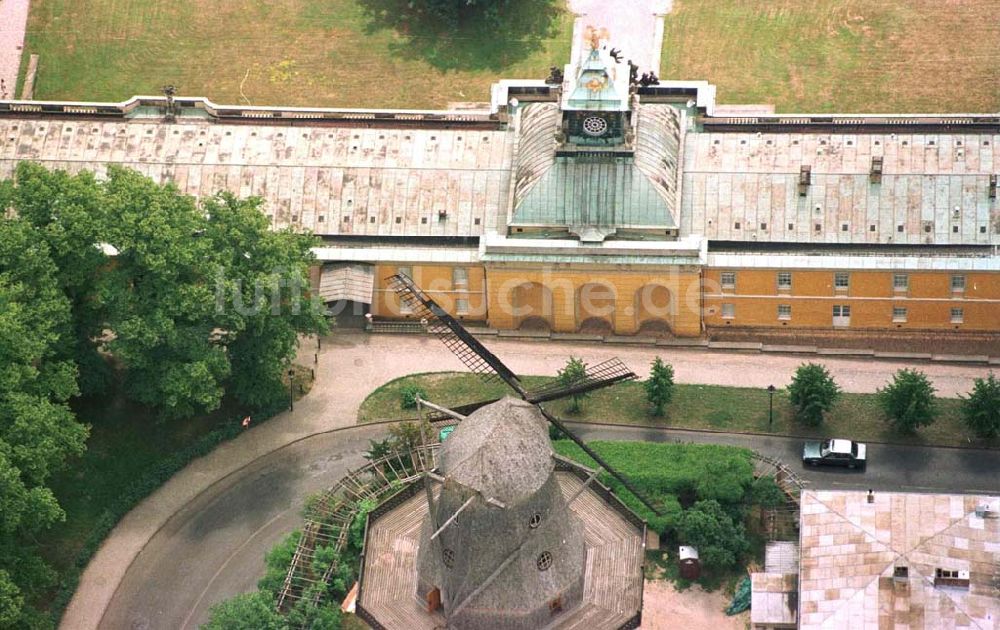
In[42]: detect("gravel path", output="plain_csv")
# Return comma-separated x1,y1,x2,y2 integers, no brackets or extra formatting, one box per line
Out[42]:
0,0,29,98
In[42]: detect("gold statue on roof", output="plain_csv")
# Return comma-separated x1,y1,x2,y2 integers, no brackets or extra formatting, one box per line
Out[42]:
583,25,609,51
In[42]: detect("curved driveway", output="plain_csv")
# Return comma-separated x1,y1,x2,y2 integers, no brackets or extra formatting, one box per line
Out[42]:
63,332,994,629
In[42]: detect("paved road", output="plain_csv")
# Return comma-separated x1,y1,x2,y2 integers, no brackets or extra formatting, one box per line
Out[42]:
99,420,1000,629
101,426,385,630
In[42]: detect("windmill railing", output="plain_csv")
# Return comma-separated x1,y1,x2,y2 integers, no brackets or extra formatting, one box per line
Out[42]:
275,442,442,614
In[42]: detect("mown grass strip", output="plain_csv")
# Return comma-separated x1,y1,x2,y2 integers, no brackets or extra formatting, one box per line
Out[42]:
358,371,992,449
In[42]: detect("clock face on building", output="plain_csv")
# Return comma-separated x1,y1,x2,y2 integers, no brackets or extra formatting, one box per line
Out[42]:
582,116,609,136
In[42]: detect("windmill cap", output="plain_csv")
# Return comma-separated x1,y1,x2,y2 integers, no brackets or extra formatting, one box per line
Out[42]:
439,396,554,504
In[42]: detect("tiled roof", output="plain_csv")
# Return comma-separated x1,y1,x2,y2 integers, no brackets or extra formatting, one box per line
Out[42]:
798,490,1000,629
0,119,513,237
680,132,1000,246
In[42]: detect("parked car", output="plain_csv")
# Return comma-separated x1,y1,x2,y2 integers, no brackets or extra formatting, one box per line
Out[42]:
802,438,867,470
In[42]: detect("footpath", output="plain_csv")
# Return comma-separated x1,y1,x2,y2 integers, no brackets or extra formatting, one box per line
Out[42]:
0,0,29,98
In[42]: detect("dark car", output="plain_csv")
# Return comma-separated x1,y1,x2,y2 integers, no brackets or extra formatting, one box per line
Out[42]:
802,438,867,470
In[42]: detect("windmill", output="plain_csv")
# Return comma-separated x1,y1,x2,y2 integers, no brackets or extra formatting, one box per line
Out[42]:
386,272,662,516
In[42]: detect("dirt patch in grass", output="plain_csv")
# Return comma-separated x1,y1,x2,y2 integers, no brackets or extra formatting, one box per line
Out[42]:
23,0,572,108
358,371,997,449
661,0,1000,113
642,579,747,630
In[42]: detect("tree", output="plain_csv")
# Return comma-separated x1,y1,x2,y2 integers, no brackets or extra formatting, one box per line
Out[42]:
203,591,284,630
0,219,88,626
877,369,937,433
4,163,113,395
788,363,840,425
675,500,750,569
203,193,328,411
961,372,1000,439
644,356,674,416
558,356,589,414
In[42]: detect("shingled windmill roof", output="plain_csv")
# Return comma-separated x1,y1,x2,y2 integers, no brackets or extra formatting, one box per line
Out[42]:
438,396,553,505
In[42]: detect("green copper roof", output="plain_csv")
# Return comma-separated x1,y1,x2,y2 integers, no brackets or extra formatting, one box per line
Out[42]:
512,156,676,229
566,51,623,111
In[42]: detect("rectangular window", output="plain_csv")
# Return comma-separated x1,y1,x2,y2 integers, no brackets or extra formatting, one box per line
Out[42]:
455,298,469,315
951,275,966,292
721,303,735,319
397,266,413,279
834,272,850,290
777,272,792,290
720,272,736,290
892,307,908,322
893,273,909,291
951,308,964,323
778,304,792,320
452,267,468,289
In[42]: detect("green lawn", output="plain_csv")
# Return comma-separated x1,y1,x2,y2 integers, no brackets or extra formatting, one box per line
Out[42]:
22,0,572,108
358,371,994,449
661,0,1000,113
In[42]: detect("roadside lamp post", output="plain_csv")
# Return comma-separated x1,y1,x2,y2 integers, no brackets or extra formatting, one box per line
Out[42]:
288,368,296,412
767,385,776,428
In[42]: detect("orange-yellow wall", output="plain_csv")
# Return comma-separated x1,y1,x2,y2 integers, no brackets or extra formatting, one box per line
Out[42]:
371,264,487,320
484,265,703,336
704,269,1000,331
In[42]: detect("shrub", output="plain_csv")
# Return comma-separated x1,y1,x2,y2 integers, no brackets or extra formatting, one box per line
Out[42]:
551,440,755,535
558,356,589,414
788,363,840,425
204,591,284,630
399,384,427,410
961,372,1000,439
877,369,937,433
675,500,750,569
644,357,675,417
750,476,787,509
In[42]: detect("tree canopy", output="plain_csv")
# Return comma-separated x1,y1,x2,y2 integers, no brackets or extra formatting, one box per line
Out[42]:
644,356,674,416
961,372,1000,439
788,362,840,425
0,162,330,624
877,369,937,434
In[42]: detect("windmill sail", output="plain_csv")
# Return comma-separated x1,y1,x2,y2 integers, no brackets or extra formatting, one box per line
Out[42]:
385,272,662,516
387,273,523,390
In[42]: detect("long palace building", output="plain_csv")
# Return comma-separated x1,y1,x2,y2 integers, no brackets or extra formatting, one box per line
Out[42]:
1,36,998,342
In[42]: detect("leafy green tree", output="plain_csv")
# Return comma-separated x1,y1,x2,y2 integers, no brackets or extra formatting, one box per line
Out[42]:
877,369,937,433
788,363,840,425
644,356,675,416
203,193,327,411
3,163,113,395
0,219,88,627
98,167,229,418
961,372,1000,439
203,591,284,630
558,356,589,414
675,500,750,569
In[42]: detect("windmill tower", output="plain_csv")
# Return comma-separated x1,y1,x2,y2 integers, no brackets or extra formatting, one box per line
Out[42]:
355,273,652,629
415,397,587,628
